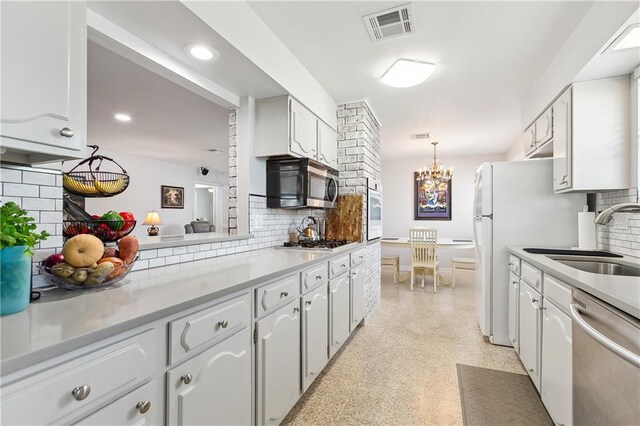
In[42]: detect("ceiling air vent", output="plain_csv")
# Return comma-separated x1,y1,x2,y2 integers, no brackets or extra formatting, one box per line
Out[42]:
411,133,430,140
363,3,415,42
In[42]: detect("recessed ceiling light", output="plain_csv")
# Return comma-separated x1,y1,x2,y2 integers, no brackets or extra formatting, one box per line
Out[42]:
607,24,640,52
380,59,436,88
185,43,220,61
114,113,131,122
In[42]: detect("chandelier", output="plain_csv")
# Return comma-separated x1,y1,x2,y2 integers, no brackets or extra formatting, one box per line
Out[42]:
415,141,453,187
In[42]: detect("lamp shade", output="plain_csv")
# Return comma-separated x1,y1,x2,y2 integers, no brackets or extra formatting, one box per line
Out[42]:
142,211,162,226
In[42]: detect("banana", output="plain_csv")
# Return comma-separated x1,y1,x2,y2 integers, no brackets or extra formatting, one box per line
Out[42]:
63,174,98,195
94,177,125,194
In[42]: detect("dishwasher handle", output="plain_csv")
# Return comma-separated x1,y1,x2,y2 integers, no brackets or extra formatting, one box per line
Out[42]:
570,303,640,368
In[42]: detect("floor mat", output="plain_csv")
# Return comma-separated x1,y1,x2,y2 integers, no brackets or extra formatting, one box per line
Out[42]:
456,364,553,426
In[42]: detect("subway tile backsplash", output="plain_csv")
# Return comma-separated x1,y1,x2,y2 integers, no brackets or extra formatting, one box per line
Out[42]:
597,188,640,259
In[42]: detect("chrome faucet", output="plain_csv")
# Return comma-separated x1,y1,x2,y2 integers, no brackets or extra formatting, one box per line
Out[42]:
594,203,640,225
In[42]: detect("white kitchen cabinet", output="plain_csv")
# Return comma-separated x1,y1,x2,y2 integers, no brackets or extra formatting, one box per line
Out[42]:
317,120,338,169
523,125,536,156
0,0,86,163
302,283,329,391
519,281,542,391
167,328,251,426
508,272,520,353
290,98,318,158
350,263,366,332
329,274,351,357
256,299,301,426
534,107,553,147
541,299,572,426
75,381,160,426
553,77,630,193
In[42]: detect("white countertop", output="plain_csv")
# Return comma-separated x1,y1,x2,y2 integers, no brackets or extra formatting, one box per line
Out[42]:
508,247,640,319
136,232,251,250
0,244,364,374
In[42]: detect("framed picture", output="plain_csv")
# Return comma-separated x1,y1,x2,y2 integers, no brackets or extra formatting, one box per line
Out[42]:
414,174,452,220
161,185,184,209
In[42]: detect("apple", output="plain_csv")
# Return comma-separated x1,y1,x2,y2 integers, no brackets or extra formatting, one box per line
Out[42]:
43,253,65,269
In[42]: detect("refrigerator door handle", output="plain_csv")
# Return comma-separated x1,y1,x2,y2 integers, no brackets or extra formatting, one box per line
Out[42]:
473,216,481,254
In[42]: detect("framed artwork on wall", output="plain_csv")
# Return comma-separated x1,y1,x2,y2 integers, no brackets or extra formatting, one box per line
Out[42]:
414,174,452,220
161,185,184,209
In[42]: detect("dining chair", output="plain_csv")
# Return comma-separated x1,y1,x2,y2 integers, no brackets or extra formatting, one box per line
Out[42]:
409,228,439,292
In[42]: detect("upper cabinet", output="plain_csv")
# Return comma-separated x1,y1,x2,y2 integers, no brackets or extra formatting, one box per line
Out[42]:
0,1,87,163
553,77,630,193
523,108,553,158
255,96,338,170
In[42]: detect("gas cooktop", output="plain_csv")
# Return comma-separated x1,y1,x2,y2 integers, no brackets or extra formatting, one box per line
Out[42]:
280,239,350,251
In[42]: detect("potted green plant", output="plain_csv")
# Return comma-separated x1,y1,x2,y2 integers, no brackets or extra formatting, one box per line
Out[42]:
1,202,48,316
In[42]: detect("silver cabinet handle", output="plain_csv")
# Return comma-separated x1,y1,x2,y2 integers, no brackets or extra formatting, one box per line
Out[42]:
72,385,91,401
218,320,228,329
559,175,568,185
512,281,518,286
305,300,312,306
539,306,546,311
293,307,300,313
60,127,74,138
528,368,534,373
136,400,151,414
281,291,289,297
570,303,640,368
341,264,346,268
181,374,193,384
531,298,538,303
316,275,322,280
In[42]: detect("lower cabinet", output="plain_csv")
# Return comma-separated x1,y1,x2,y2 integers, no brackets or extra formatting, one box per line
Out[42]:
76,381,159,425
519,281,542,390
541,300,572,426
329,273,351,357
350,263,366,332
302,283,329,391
256,299,301,426
166,328,251,426
508,272,520,352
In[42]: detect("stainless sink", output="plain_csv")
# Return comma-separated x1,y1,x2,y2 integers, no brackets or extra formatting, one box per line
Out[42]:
551,258,640,277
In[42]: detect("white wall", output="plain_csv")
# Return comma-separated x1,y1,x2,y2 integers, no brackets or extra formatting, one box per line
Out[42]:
85,149,226,238
382,154,505,272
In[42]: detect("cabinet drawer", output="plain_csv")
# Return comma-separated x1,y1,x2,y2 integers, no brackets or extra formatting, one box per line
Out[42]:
508,255,521,276
543,274,572,314
301,263,327,293
520,261,541,291
256,274,300,317
350,248,366,267
1,330,155,425
169,293,251,365
329,255,350,278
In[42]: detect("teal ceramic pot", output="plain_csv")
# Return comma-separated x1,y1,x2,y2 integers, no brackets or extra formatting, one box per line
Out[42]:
1,246,31,316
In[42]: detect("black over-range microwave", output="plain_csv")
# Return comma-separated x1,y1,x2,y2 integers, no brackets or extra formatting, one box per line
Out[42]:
266,157,339,209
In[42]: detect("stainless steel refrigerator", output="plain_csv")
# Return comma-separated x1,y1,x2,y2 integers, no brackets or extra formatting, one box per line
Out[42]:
473,158,585,346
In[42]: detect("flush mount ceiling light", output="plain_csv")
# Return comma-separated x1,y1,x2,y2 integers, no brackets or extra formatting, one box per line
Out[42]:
114,113,131,122
184,43,220,61
380,59,436,88
606,23,640,52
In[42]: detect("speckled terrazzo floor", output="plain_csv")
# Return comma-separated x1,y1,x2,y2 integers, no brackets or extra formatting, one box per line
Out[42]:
282,270,525,425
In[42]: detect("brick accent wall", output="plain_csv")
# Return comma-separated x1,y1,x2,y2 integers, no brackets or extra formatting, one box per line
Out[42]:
597,188,640,259
228,108,238,235
336,101,382,318
0,165,64,276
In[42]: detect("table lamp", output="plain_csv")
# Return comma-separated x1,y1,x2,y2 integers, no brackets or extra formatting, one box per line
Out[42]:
143,211,162,236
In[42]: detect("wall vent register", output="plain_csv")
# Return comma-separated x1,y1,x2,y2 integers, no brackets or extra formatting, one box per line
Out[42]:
362,3,415,41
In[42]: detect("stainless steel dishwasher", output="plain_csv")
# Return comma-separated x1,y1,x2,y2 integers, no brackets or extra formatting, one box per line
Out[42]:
570,289,640,425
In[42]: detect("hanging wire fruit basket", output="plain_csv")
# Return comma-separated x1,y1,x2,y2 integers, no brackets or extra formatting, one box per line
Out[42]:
62,145,130,197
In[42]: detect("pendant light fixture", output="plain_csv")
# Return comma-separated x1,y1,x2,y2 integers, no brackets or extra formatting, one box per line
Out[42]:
416,141,453,188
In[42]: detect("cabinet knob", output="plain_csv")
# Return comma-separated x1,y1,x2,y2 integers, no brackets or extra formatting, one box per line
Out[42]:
293,307,300,313
559,175,568,185
281,291,289,297
59,127,74,138
136,400,151,414
341,264,346,268
218,319,229,329
531,298,538,303
71,385,91,401
528,368,534,373
181,374,193,384
316,275,322,280
539,306,547,311
305,300,312,306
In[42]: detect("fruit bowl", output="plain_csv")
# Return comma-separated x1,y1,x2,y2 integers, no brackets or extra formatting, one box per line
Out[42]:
63,171,130,197
63,220,136,243
40,257,138,290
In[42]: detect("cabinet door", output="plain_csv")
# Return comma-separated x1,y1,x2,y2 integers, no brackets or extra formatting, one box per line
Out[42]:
519,282,541,390
289,99,318,158
553,88,572,192
534,108,553,146
167,329,251,426
75,381,159,426
256,299,301,426
350,264,366,332
523,126,536,155
541,300,572,426
317,120,338,169
329,274,350,357
302,283,329,391
0,1,85,153
508,273,520,353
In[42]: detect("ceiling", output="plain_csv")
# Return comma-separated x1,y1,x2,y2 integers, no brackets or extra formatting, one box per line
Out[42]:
248,1,597,159
87,41,229,171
